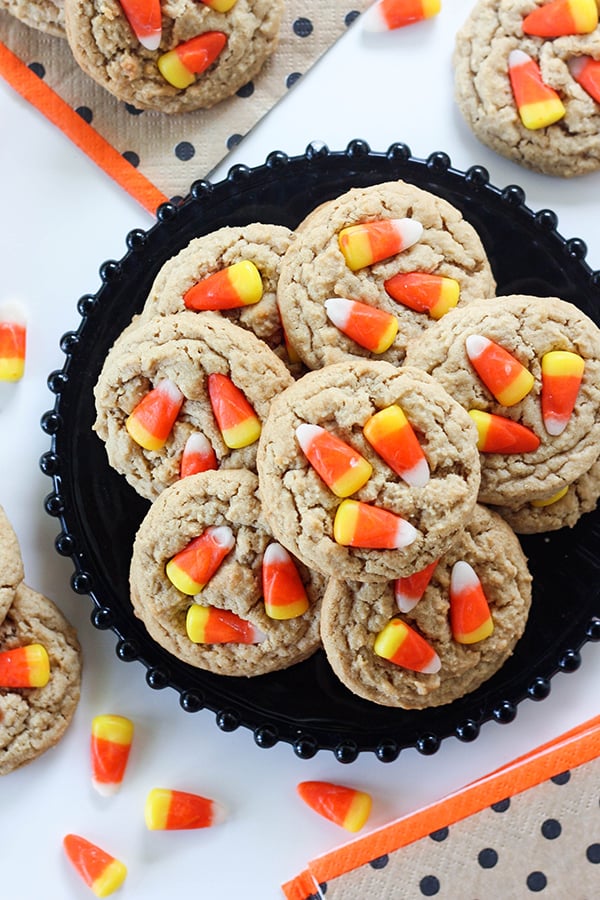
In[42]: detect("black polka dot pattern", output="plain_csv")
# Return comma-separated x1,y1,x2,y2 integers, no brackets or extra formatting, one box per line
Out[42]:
122,150,140,168
478,848,498,868
28,61,45,78
293,17,314,38
75,106,93,124
526,871,548,892
175,141,195,162
419,875,440,896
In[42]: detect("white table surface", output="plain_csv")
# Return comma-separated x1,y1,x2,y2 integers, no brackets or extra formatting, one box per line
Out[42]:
1,2,599,897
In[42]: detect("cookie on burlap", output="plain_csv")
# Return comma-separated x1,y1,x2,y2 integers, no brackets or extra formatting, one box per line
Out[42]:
0,582,82,775
276,180,496,370
257,361,481,582
454,0,600,177
0,504,24,627
405,295,600,506
93,311,293,501
0,0,65,37
130,469,325,677
320,504,532,709
64,0,284,113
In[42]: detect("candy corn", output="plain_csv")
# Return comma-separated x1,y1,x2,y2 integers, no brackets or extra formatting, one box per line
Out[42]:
90,715,134,797
296,423,373,497
541,350,585,435
394,559,439,613
207,372,261,449
0,643,50,688
530,485,569,507
166,525,235,595
569,56,600,103
364,0,441,31
374,618,441,673
522,0,598,37
186,604,265,644
183,260,263,311
126,378,184,451
465,334,534,406
145,788,225,830
0,304,26,381
363,404,430,487
262,542,309,620
338,218,423,270
333,499,418,549
468,410,541,453
384,272,459,319
201,0,238,10
449,561,494,644
180,432,218,478
119,0,161,50
296,781,372,832
324,297,399,354
63,834,127,898
508,49,566,130
158,32,227,90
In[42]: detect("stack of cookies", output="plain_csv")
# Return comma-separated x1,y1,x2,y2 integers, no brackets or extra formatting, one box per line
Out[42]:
93,179,600,710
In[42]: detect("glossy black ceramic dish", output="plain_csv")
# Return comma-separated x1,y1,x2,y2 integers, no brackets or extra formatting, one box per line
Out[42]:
41,142,600,762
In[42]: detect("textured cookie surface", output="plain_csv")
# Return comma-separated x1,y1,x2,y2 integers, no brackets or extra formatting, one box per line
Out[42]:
93,311,293,501
129,469,325,676
405,295,600,506
64,0,284,113
257,361,481,582
276,180,496,370
320,505,532,709
0,0,65,36
0,582,82,775
0,505,24,627
454,0,600,177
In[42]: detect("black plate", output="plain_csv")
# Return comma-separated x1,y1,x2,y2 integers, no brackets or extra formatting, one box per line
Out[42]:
40,141,600,763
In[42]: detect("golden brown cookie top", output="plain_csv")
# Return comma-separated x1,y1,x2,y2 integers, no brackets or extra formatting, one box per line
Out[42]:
0,505,24,627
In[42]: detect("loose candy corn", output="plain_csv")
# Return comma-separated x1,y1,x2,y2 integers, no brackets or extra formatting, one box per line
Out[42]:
541,350,585,435
63,834,127,898
262,542,309,620
201,0,238,10
374,618,441,673
508,49,566,129
158,32,227,89
449,561,494,644
468,410,541,453
338,218,423,270
522,0,598,37
569,56,600,103
394,559,439,613
126,378,184,451
296,423,373,497
90,715,134,797
465,334,534,406
296,781,372,832
530,485,569,507
207,372,261,449
365,0,441,31
183,260,263,311
166,525,235,595
145,788,225,830
0,643,50,688
384,272,459,320
333,499,418,549
119,0,161,50
363,404,430,487
186,604,265,644
324,297,399,354
180,432,218,478
0,304,26,381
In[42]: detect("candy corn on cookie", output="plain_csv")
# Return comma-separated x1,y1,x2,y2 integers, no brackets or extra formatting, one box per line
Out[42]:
63,0,284,113
129,470,325,676
320,505,532,709
93,311,292,501
276,180,496,370
256,360,481,582
0,504,24,626
454,0,600,177
405,295,600,506
0,0,65,37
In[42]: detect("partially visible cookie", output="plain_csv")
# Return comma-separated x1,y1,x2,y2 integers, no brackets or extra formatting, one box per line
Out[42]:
0,582,82,775
130,469,325,677
0,505,24,627
0,0,65,37
320,505,532,709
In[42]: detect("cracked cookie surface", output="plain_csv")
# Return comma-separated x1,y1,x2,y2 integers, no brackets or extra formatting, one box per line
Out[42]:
0,0,65,36
0,505,24,628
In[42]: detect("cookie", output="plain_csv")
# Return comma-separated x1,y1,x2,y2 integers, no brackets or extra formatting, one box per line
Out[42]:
320,504,532,709
0,0,65,37
276,180,497,370
64,0,284,114
405,294,600,506
129,469,325,677
257,361,481,582
93,311,293,501
0,582,82,775
0,504,24,627
454,0,600,177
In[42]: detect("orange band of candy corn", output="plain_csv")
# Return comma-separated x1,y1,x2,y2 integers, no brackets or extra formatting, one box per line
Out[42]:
468,410,540,453
508,49,566,130
363,404,429,487
541,350,585,435
183,260,263,311
186,604,265,644
0,317,26,382
262,543,309,620
296,423,373,498
449,560,494,644
333,499,418,549
0,643,50,688
126,378,184,451
63,834,127,898
394,558,439,613
384,271,459,319
338,218,422,270
145,788,224,830
158,32,227,89
166,525,235,595
91,715,134,796
569,56,600,103
180,432,218,478
119,0,162,50
374,618,441,673
465,334,534,406
324,297,399,354
297,781,372,832
522,0,598,37
207,372,261,449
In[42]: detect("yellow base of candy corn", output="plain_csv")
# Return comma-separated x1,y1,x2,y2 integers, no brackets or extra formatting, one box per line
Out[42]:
496,367,535,406
126,415,166,451
342,791,372,832
453,617,494,645
166,560,203,595
530,485,569,508
430,279,460,319
221,417,261,449
330,457,373,498
264,597,309,620
158,51,195,89
518,97,566,130
92,859,128,898
0,358,24,381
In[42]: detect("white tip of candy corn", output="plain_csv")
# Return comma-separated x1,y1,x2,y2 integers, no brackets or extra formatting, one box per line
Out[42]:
295,423,323,454
393,518,419,549
139,32,161,51
401,457,430,488
324,297,352,329
509,48,532,69
393,217,423,251
465,334,491,362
